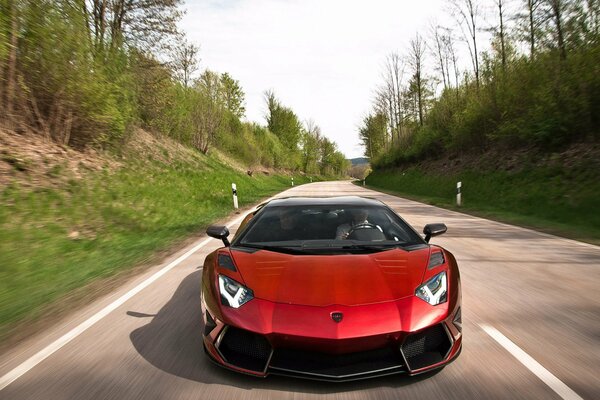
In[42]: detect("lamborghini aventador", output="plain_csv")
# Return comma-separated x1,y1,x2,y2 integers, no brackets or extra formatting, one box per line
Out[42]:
201,196,461,381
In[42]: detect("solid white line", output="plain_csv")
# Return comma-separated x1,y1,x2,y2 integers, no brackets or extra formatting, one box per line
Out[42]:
480,324,584,400
0,201,264,391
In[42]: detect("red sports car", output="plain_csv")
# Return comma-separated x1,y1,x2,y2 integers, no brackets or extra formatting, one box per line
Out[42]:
201,196,461,381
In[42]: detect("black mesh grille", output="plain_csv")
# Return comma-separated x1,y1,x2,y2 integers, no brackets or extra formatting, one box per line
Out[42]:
269,347,405,380
401,324,452,371
218,327,272,372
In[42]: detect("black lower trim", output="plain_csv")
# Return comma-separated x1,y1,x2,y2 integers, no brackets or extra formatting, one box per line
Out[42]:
268,347,406,381
204,311,217,336
217,326,273,373
401,324,453,371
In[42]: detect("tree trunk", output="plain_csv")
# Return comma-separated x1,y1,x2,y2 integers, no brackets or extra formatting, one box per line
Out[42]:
5,0,17,121
528,0,536,58
498,0,506,70
551,0,567,60
470,7,480,88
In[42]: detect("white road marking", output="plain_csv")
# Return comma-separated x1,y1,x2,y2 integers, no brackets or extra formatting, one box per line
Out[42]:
480,324,584,400
0,202,263,391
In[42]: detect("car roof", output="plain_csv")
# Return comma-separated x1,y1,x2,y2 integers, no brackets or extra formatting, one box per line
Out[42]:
263,196,385,208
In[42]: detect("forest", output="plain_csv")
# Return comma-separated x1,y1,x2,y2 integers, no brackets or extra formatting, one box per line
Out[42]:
0,0,349,176
358,0,599,167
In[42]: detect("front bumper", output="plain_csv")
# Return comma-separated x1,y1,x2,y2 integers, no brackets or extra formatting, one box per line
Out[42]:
202,298,462,381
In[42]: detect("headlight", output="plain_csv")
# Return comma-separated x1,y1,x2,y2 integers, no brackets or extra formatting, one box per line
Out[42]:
415,271,447,305
218,275,254,308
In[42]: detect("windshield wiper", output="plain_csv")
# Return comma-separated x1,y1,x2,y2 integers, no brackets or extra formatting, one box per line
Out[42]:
235,243,307,255
338,243,404,252
299,242,406,253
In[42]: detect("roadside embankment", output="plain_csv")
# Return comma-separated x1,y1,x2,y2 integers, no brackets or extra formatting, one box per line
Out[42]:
364,144,600,245
0,129,315,343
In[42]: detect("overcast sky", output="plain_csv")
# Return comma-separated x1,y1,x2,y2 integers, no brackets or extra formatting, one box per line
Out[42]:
180,0,454,158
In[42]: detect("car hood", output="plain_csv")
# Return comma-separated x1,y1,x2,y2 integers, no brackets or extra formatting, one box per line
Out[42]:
230,247,430,306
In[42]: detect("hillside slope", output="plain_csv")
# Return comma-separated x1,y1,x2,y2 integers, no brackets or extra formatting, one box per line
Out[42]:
0,129,309,343
365,143,600,244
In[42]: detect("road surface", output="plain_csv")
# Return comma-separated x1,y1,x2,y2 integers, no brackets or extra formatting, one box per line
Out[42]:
1,181,598,399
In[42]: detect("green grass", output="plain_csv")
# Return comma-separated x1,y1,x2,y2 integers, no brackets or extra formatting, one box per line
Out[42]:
364,166,600,244
0,151,317,340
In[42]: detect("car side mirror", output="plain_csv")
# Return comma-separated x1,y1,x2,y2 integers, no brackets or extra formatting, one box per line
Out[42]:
423,223,447,243
207,225,230,247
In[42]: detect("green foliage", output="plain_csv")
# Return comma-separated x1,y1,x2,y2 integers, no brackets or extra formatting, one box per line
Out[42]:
220,73,246,118
0,0,8,62
11,1,134,144
0,1,347,177
0,150,315,340
365,164,600,243
300,129,321,174
373,42,600,169
265,90,303,167
358,112,388,159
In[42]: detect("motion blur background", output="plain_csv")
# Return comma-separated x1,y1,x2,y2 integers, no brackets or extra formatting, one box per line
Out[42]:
0,0,599,398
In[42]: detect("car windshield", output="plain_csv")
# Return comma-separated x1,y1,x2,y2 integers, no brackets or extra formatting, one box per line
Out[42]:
234,204,425,253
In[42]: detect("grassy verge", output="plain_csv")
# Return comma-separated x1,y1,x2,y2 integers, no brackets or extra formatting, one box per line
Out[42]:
364,166,600,245
0,145,317,341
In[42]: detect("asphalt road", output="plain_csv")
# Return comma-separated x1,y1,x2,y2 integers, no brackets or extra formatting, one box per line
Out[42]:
1,181,599,400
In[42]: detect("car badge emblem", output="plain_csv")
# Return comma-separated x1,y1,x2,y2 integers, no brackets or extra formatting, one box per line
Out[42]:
331,312,343,323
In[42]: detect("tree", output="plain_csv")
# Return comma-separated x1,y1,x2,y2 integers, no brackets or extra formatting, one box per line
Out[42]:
318,136,337,174
495,0,508,69
431,24,449,90
196,70,222,104
383,53,405,143
359,112,387,159
220,73,245,118
190,88,223,154
89,0,183,53
408,34,427,126
544,0,569,59
3,0,17,119
442,28,462,97
172,40,200,89
301,119,321,173
523,0,542,57
450,0,481,87
264,90,302,154
0,0,7,111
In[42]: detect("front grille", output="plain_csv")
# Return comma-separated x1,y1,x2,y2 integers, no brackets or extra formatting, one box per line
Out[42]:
269,347,405,380
218,327,272,372
401,324,452,371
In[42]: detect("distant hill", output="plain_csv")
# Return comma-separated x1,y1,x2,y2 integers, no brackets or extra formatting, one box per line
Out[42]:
349,157,369,166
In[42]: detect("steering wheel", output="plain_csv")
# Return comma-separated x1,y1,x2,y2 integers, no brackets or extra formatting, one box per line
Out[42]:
346,222,384,240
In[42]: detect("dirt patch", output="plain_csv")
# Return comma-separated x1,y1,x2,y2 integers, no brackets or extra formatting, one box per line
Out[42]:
121,128,207,167
0,127,214,190
394,142,600,175
0,128,119,188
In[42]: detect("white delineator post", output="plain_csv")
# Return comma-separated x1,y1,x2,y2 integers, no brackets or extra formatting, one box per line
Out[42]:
457,181,462,206
363,179,366,186
232,183,238,209
292,177,294,186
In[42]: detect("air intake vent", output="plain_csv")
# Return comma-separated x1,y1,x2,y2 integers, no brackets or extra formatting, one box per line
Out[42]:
401,324,452,371
218,327,272,372
204,311,217,336
218,254,237,271
428,252,445,269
